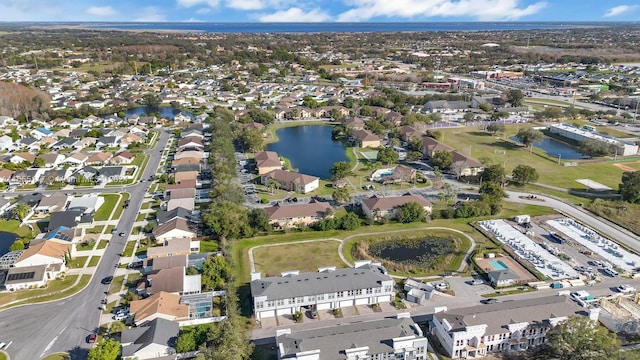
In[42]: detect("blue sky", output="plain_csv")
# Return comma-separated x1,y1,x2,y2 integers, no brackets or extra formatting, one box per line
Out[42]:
1,0,639,22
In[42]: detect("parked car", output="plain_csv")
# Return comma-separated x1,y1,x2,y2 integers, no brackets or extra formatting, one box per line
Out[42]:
616,285,635,293
87,333,97,344
483,298,499,304
435,283,448,291
101,276,113,285
119,232,125,237
113,313,127,321
470,279,484,285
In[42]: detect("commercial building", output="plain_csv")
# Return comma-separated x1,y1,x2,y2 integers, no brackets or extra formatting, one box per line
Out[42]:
548,123,639,156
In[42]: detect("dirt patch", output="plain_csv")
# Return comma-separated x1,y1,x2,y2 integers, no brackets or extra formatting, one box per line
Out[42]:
613,162,638,172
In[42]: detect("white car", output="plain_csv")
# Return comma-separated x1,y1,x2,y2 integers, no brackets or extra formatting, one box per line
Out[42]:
112,313,127,321
435,283,448,291
616,285,635,294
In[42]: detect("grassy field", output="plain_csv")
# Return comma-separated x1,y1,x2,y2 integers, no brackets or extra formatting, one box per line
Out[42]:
86,225,105,234
200,240,219,253
76,240,96,251
112,192,131,220
0,219,33,237
41,353,70,360
94,194,120,221
97,239,109,249
68,256,88,268
88,256,101,267
0,275,81,307
253,240,344,277
122,240,137,257
107,275,125,295
438,124,625,190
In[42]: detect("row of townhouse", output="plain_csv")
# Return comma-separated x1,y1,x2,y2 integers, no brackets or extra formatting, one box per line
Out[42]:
251,262,600,360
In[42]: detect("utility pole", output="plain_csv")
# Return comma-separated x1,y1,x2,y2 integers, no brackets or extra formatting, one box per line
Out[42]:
633,99,639,123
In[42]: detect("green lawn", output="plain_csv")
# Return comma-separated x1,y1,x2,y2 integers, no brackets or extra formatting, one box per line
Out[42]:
253,240,344,277
41,352,70,360
136,213,146,221
122,240,137,257
86,225,105,234
0,219,33,237
76,241,96,251
107,275,125,295
200,240,219,253
438,124,625,190
0,352,7,360
0,275,86,308
106,224,116,233
97,239,109,249
88,256,101,267
112,192,131,220
68,256,88,268
94,194,120,221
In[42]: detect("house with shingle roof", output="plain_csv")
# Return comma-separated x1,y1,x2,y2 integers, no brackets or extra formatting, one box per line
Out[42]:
254,151,282,175
450,151,485,177
144,266,201,296
264,200,333,229
361,193,432,221
352,129,380,148
129,291,189,326
152,218,198,243
260,169,319,194
422,137,454,158
4,263,65,291
120,318,179,360
13,241,71,269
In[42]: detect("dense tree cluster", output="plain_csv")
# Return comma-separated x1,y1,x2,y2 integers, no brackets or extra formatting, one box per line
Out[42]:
0,82,50,120
620,170,640,203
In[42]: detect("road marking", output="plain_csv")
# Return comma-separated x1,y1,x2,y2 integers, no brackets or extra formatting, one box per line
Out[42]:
40,326,66,358
4,341,12,350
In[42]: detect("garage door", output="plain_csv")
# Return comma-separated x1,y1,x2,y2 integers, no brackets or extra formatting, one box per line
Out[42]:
317,303,331,310
339,300,353,308
355,298,369,305
276,308,293,316
258,310,275,319
377,295,392,303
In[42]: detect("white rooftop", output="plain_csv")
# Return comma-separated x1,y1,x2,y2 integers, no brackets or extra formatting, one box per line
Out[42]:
479,219,579,280
547,218,640,271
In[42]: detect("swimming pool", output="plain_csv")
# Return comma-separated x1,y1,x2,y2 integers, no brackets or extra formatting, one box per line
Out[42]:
490,260,509,271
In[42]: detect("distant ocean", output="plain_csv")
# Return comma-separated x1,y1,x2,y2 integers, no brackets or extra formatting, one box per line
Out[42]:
79,22,606,33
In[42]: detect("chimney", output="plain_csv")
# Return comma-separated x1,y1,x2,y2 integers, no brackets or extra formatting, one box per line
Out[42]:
250,272,261,281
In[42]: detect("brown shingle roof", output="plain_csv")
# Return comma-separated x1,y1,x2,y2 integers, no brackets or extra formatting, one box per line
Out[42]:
152,218,196,238
352,129,380,142
361,193,432,212
130,291,189,322
263,169,319,186
264,201,332,221
18,241,70,262
254,151,281,168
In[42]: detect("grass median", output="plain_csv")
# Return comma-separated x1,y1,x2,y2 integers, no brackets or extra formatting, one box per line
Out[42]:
94,194,120,221
0,275,91,309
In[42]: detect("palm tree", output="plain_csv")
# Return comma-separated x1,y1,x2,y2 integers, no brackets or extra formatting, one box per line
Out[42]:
13,202,32,221
267,179,281,194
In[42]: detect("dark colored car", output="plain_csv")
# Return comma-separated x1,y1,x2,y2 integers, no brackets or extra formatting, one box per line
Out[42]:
101,276,113,285
483,298,499,304
87,333,97,343
119,232,125,237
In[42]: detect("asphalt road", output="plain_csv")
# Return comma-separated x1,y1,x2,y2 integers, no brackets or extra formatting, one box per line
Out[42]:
0,130,171,360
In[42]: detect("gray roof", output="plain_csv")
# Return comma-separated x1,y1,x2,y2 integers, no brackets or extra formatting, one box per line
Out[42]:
489,269,519,281
438,295,584,335
98,166,124,177
157,207,192,225
251,263,391,300
173,163,201,173
121,318,178,357
277,317,422,359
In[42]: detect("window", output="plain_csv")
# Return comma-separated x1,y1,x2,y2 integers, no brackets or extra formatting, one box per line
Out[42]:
288,298,295,304
276,299,284,306
328,293,335,299
366,288,373,294
308,296,315,301
317,294,324,300
256,302,263,309
296,297,303,303
337,291,344,298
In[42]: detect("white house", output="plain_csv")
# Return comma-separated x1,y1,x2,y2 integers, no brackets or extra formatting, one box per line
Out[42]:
151,218,197,243
13,241,70,269
250,260,394,321
276,313,428,360
121,318,178,360
432,295,600,359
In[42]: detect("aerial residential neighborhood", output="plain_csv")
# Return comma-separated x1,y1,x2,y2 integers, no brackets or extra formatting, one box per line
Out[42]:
0,18,640,360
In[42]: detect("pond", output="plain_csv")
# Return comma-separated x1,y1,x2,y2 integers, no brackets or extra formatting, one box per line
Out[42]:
0,231,18,256
368,237,455,269
266,125,349,179
124,107,193,119
509,136,587,159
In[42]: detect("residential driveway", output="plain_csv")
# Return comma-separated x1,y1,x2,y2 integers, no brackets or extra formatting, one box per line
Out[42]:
378,302,397,313
277,314,297,327
259,317,278,329
447,276,495,299
341,306,358,318
357,304,375,315
320,309,335,320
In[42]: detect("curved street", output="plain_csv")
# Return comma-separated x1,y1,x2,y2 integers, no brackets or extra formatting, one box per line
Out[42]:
0,130,170,360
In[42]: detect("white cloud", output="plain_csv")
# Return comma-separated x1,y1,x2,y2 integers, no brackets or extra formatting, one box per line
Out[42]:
338,0,546,22
258,7,331,22
0,0,66,21
177,0,221,8
86,6,117,17
196,7,212,14
227,0,265,10
604,5,640,17
135,7,166,22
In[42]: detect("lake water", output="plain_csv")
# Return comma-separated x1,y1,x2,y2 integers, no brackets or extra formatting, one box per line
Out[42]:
510,136,587,159
266,125,348,179
124,107,192,119
0,231,19,256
